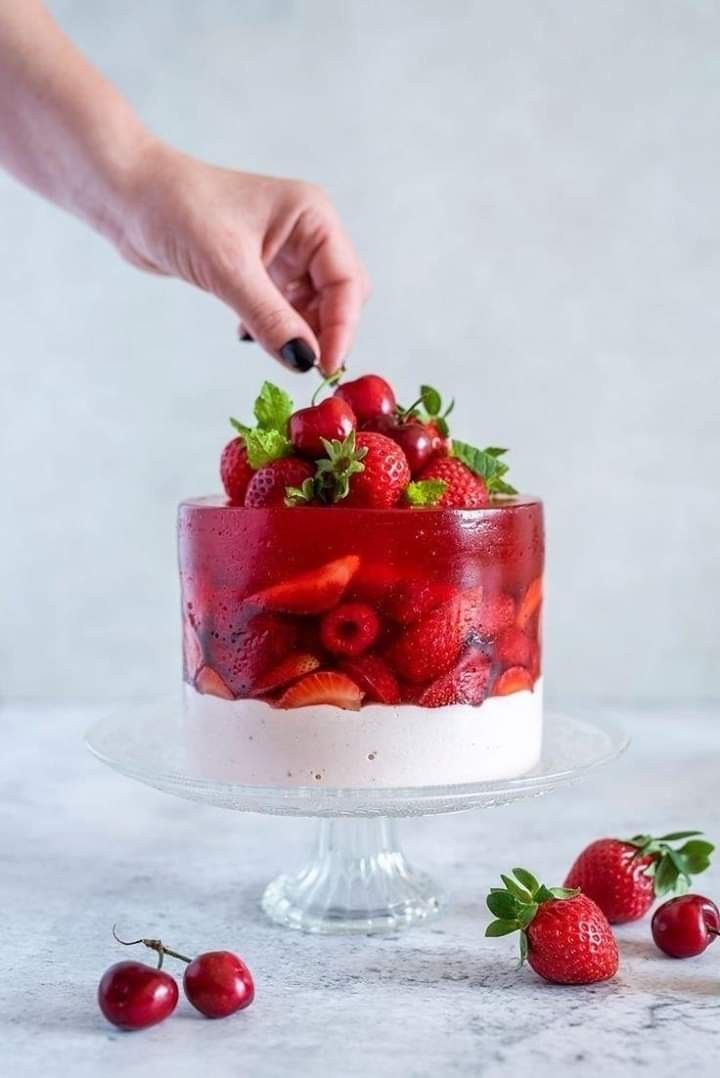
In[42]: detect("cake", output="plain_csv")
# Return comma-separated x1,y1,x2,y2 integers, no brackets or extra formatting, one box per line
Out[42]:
179,375,544,788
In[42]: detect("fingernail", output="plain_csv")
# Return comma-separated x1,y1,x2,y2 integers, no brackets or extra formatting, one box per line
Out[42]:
279,338,316,372
238,329,254,342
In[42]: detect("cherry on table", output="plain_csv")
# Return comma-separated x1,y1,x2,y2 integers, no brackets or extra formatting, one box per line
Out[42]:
183,950,255,1018
651,894,720,958
98,960,179,1030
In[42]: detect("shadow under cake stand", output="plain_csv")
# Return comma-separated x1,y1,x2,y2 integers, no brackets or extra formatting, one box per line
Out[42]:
86,704,628,935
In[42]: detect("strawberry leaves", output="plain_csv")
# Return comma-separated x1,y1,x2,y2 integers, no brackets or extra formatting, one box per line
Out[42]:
627,831,715,897
452,441,517,496
230,381,293,469
485,869,579,961
314,431,368,503
405,479,447,507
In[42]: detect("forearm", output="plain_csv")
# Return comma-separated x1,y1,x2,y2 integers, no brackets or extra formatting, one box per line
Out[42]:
0,0,153,241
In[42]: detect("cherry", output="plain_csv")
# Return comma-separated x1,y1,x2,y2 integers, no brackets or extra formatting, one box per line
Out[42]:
110,927,255,1020
289,398,356,458
334,374,396,424
388,421,435,476
651,894,720,958
98,960,179,1030
184,950,255,1018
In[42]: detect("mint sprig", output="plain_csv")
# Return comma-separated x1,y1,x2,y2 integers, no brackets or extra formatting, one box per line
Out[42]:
230,381,293,469
485,869,579,962
452,440,517,496
405,479,447,507
627,831,714,897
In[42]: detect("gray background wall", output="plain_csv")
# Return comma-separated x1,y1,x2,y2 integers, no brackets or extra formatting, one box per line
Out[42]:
1,0,718,704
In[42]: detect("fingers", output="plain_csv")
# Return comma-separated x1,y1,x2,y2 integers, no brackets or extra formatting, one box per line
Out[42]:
221,261,320,373
309,231,371,375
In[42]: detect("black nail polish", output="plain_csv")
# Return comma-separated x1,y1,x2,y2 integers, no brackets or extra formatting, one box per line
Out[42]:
239,330,254,342
280,338,316,372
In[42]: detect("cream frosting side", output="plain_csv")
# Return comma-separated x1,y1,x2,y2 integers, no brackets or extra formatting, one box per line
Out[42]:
183,679,543,788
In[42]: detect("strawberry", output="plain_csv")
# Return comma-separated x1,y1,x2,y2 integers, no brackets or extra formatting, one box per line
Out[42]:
276,671,364,710
418,652,491,707
417,457,489,508
385,579,456,625
206,611,297,697
195,665,235,700
220,437,254,504
564,832,715,924
315,431,411,508
339,655,401,705
244,457,314,508
386,586,485,683
244,555,360,615
320,602,380,657
183,618,204,683
517,576,543,630
476,593,515,639
347,562,403,606
494,666,534,696
486,868,619,985
251,652,321,696
495,626,533,668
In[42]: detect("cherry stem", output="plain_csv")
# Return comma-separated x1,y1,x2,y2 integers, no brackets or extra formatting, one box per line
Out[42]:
112,925,192,969
311,369,343,405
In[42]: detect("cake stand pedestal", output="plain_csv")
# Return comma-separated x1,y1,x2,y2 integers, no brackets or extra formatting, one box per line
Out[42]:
86,706,628,935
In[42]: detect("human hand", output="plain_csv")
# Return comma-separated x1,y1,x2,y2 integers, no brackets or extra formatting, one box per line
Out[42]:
116,144,370,374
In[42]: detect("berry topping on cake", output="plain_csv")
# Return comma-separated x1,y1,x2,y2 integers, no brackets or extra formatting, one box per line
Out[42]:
289,398,356,458
276,671,364,710
244,555,360,614
220,437,254,504
244,458,314,507
333,374,396,423
320,601,381,656
417,457,489,508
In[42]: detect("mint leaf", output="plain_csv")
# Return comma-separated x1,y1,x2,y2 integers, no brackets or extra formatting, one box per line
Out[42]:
420,385,442,416
491,478,518,496
452,440,518,496
229,416,251,437
405,479,447,507
253,381,293,433
244,428,292,469
656,831,704,842
485,447,508,458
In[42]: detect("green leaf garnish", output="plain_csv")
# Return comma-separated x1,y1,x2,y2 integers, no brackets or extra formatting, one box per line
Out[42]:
452,439,518,496
420,384,442,416
244,428,292,469
253,381,293,432
405,479,447,507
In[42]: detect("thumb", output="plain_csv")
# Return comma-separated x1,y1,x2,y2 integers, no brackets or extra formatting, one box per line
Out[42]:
222,261,319,372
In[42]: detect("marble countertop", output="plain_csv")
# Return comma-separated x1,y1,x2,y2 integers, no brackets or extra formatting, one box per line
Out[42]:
2,701,719,1077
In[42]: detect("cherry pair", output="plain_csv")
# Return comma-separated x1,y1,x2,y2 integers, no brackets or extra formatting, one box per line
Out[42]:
98,927,254,1030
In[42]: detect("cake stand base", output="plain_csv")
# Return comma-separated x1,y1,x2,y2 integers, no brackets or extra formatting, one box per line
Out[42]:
261,817,441,934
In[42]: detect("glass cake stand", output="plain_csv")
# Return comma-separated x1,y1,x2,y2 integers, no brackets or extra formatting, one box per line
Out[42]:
85,702,628,935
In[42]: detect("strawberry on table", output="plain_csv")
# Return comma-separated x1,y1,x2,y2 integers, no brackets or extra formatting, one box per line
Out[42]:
276,671,364,710
485,868,619,985
564,831,715,924
244,555,361,615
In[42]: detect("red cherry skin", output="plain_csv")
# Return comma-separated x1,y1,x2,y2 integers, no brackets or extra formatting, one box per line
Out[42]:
334,375,396,424
183,950,255,1018
98,961,179,1030
651,894,720,958
389,421,435,476
289,399,356,458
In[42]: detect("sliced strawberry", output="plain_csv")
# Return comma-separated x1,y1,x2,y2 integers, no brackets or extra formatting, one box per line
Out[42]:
195,665,234,700
386,586,485,683
276,671,364,710
385,579,457,625
339,655,401,705
206,611,297,697
183,618,204,683
418,652,492,708
348,561,403,606
251,652,321,696
477,593,516,639
494,666,534,696
495,625,533,669
244,555,360,615
517,576,543,630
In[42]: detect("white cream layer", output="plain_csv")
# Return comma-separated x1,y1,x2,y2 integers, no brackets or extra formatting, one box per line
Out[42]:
183,679,543,788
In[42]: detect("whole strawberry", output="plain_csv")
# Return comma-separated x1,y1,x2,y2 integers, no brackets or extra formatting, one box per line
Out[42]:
220,437,254,504
486,868,619,985
417,457,489,508
564,830,714,924
312,431,411,508
244,458,314,508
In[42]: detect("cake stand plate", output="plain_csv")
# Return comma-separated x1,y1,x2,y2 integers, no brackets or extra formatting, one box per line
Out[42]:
86,704,628,935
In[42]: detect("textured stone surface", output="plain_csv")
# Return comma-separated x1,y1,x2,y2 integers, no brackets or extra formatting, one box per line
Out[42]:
1,702,719,1077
